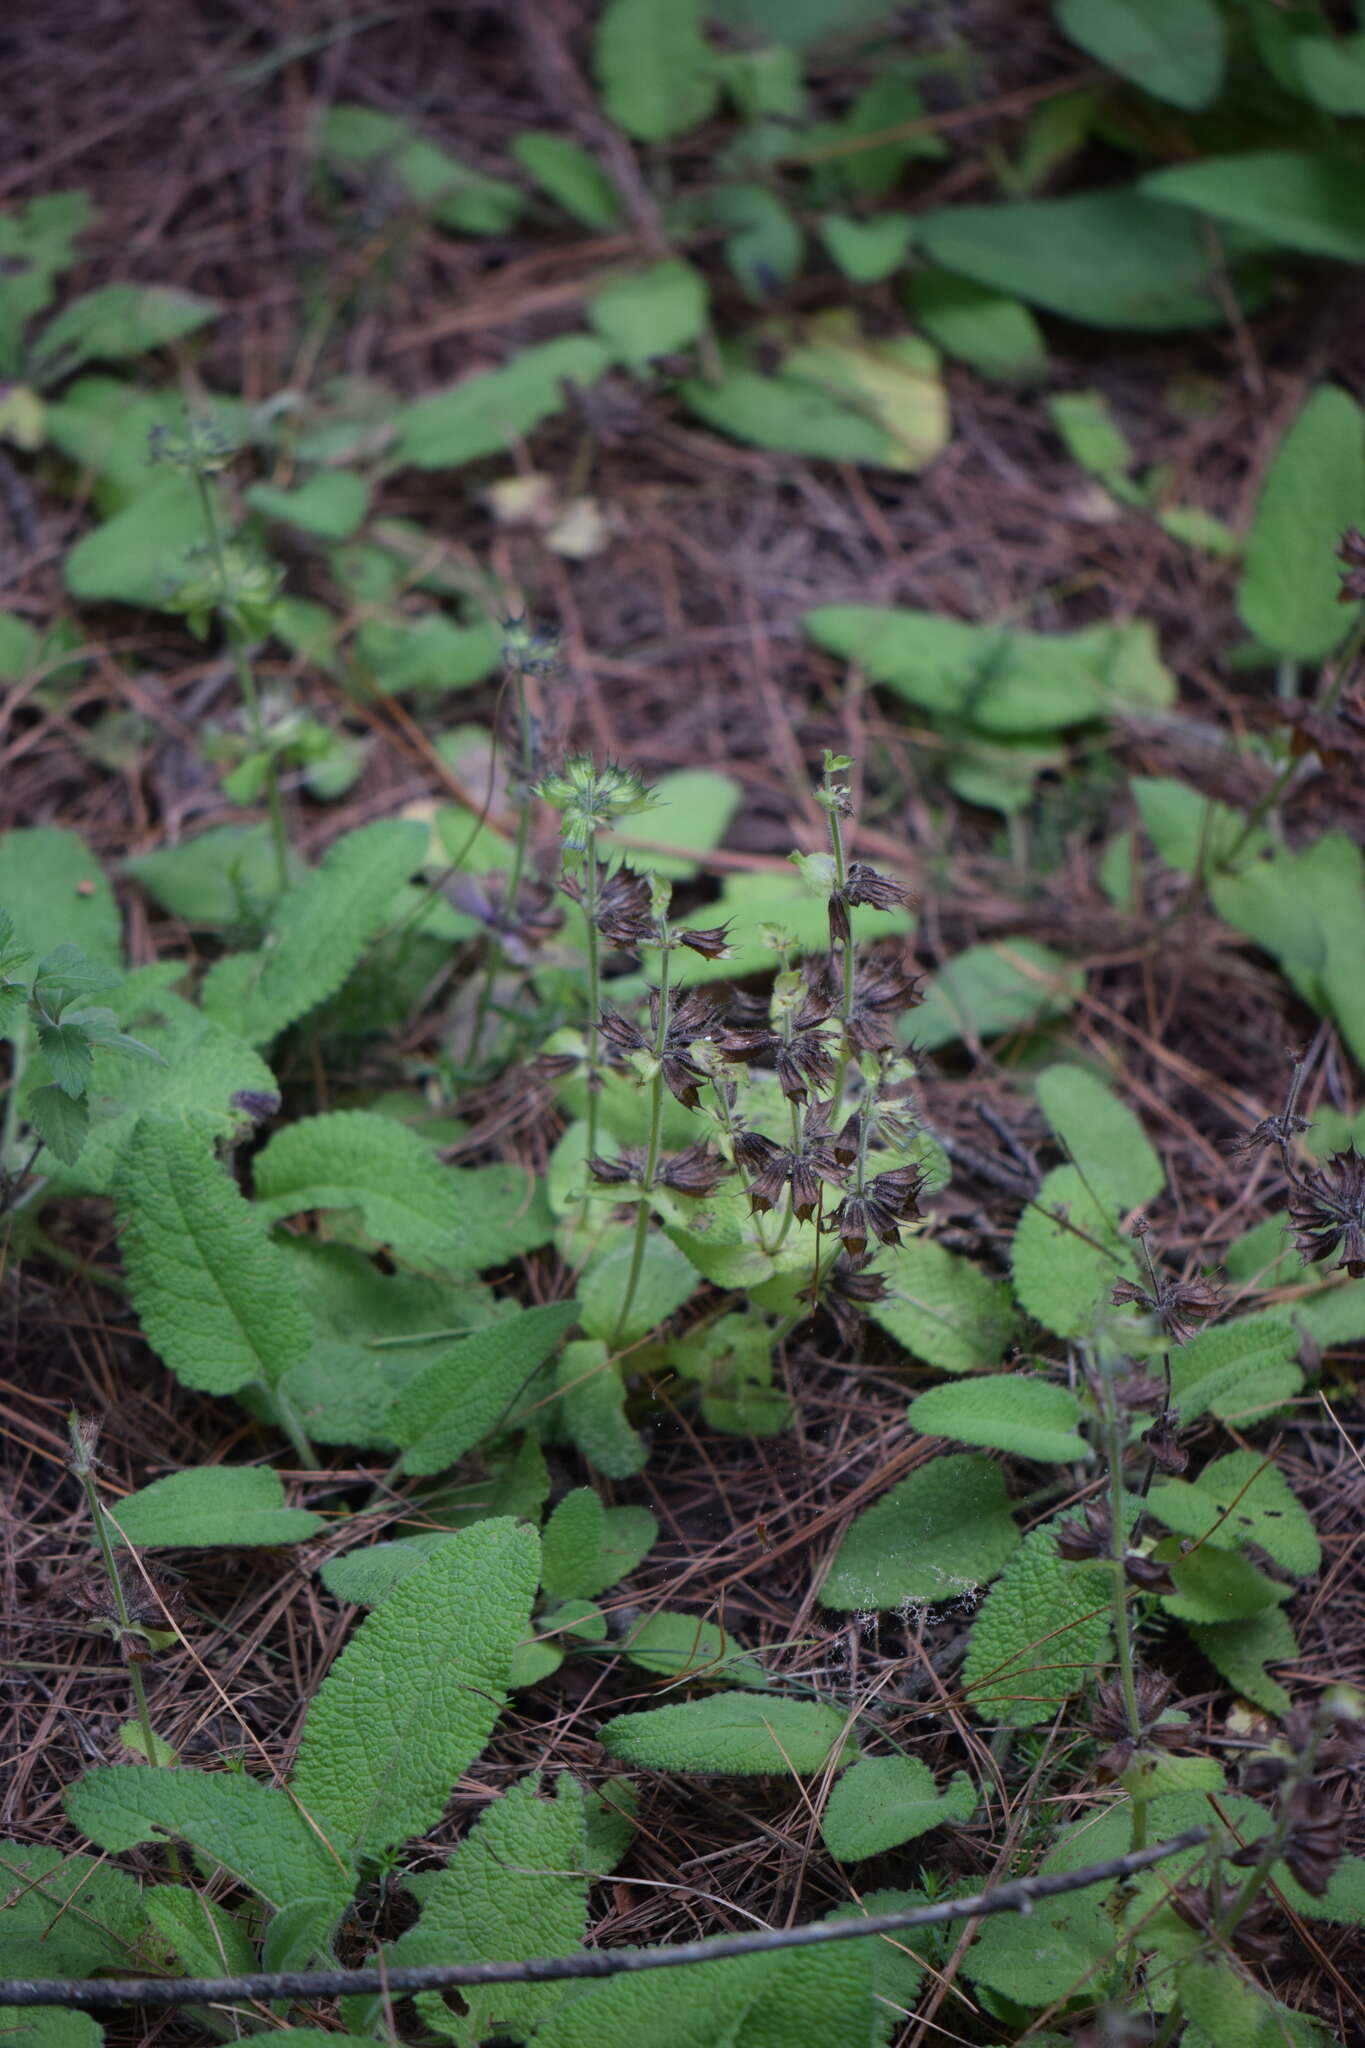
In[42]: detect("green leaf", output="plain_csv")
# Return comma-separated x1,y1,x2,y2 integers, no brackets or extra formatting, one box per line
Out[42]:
589,260,709,370
355,610,500,694
912,938,1083,1051
594,0,719,140
317,106,522,234
533,1944,875,2048
255,1111,552,1274
322,1531,460,1608
117,1119,311,1395
709,0,899,41
64,472,220,611
1169,1311,1302,1422
0,826,119,972
684,315,947,471
248,470,368,540
396,335,610,469
31,284,218,382
557,1338,647,1478
1236,385,1364,659
623,1612,767,1688
712,184,804,297
1055,0,1225,108
201,819,427,1045
0,190,94,375
144,1882,255,1979
917,187,1266,330
389,1301,582,1476
1148,1451,1320,1575
818,213,913,284
291,1519,539,1860
1132,775,1263,875
393,1774,589,2047
66,1764,349,1929
1295,32,1365,115
906,271,1047,381
1036,1062,1164,1209
608,767,742,879
111,1466,324,1548
805,604,1174,734
580,1230,700,1343
40,977,278,1197
541,1487,658,1601
908,1376,1092,1463
513,132,622,229
125,822,297,924
599,1692,857,1775
1212,833,1365,1068
821,1756,975,1861
26,1083,89,1165
1187,1606,1297,1714
1178,1957,1333,2048
6,2009,105,2045
1142,151,1365,264
821,1453,1020,1612
964,1866,1116,2003
962,1511,1114,1724
667,1307,793,1437
870,1234,1016,1372
1048,388,1132,476
1161,1544,1290,1624
1011,1164,1134,1339
34,1016,93,1096
0,1841,148,1977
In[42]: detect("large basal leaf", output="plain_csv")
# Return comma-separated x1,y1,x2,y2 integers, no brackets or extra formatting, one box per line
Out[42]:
387,1301,582,1476
908,1376,1092,1464
63,472,221,610
31,283,218,382
916,187,1267,330
821,1452,1020,1612
623,1611,767,1688
290,1519,539,1860
512,132,622,231
0,190,94,376
911,938,1084,1051
588,259,709,370
41,974,278,1196
540,1486,658,1601
200,819,427,1046
579,1230,700,1343
805,605,1173,734
821,1755,975,1861
869,1235,1016,1373
65,1764,351,1932
0,1842,148,1978
1055,0,1225,109
1141,151,1365,264
1213,833,1365,1068
1148,1451,1320,1575
1186,1607,1297,1715
533,1944,876,2048
0,826,119,973
317,104,522,234
594,0,719,140
962,1512,1115,1724
125,822,301,924
391,1774,589,2048
143,1881,256,1980
1035,1061,1164,1210
1168,1311,1302,1422
1236,385,1364,659
557,1337,647,1479
598,1692,857,1775
253,1110,553,1275
111,1466,324,1548
1011,1164,1137,1339
117,1118,311,1395
907,270,1048,382
396,336,610,470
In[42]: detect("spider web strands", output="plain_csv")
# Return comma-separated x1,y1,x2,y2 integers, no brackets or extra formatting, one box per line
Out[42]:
0,1829,1208,2011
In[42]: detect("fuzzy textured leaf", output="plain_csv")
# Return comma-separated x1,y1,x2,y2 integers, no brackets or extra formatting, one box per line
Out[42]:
1148,1452,1320,1575
1142,151,1365,264
594,0,718,140
821,1453,1020,1612
869,1235,1016,1372
599,1692,857,1775
1036,1062,1164,1209
117,1119,311,1395
1055,0,1225,108
623,1612,767,1688
580,1230,700,1343
962,1512,1114,1724
397,336,610,469
0,827,119,973
388,1300,581,1476
111,1466,324,1548
143,1882,255,1980
557,1338,647,1478
201,820,427,1046
1187,1607,1297,1714
908,1376,1092,1463
533,1944,876,2048
1011,1164,1134,1339
291,1518,539,1860
1169,1311,1302,1422
821,1756,975,1861
31,284,218,379
541,1487,658,1600
254,1110,553,1275
910,939,1084,1051
0,1843,148,1978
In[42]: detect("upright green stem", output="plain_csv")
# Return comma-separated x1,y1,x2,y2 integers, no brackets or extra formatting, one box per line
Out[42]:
259,1381,320,1471
468,670,533,1069
191,472,289,894
1222,609,1365,870
581,829,602,1168
826,798,856,1117
67,1415,182,1876
766,1093,804,1255
612,943,671,1346
1102,1391,1147,1858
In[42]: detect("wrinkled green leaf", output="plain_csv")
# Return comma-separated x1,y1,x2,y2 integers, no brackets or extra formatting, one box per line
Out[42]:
1055,0,1225,108
821,1453,1020,1612
595,0,719,140
821,1756,975,1861
389,1300,581,1476
1237,385,1364,659
112,1466,324,1548
908,1376,1092,1464
599,1692,857,1775
397,335,610,470
1142,151,1365,264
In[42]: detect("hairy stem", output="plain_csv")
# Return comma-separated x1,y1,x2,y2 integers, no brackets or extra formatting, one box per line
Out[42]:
612,942,671,1346
468,669,533,1069
582,829,602,1168
1102,1390,1147,1857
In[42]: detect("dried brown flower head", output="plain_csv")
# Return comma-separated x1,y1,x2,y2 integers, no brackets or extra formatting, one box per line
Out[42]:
1337,525,1365,602
1287,1144,1365,1278
1170,1883,1284,1967
721,984,835,1104
1142,1413,1188,1476
827,862,915,949
1056,1500,1112,1562
1092,1669,1186,1775
599,989,721,1109
826,1164,926,1262
1111,1272,1224,1346
589,1140,728,1197
818,1260,889,1343
560,861,654,948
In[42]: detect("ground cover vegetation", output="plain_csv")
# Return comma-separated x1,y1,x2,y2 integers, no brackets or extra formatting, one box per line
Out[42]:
2,1,1365,2043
